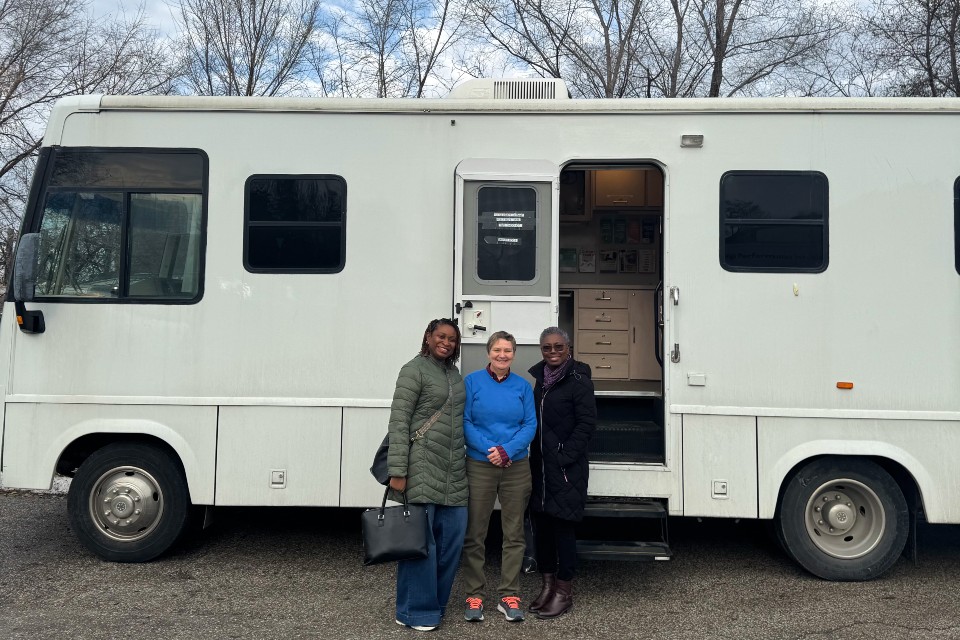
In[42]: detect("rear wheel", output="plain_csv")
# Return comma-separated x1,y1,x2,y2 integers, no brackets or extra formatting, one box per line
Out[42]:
776,457,908,581
67,443,192,562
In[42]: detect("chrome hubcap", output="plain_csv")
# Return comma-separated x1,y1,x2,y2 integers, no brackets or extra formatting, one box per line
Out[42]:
89,467,164,542
805,478,884,559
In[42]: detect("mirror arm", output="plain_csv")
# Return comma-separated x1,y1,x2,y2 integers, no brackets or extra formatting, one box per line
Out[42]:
14,300,45,334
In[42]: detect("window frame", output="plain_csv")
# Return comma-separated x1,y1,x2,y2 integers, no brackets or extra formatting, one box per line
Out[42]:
719,170,829,274
954,177,960,275
243,174,347,274
23,146,209,305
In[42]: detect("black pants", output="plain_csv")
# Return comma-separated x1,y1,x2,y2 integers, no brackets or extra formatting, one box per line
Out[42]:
533,512,578,581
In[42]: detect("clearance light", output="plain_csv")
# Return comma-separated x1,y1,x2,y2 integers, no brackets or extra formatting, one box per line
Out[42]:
836,382,854,390
16,315,23,325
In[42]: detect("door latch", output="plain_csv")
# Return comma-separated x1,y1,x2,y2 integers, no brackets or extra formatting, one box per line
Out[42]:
455,300,473,315
670,286,680,306
671,343,680,363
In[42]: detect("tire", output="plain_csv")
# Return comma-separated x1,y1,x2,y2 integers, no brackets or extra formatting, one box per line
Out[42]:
776,457,908,581
67,443,192,562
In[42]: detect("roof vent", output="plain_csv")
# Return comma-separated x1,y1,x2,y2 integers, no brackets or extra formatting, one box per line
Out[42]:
447,78,569,100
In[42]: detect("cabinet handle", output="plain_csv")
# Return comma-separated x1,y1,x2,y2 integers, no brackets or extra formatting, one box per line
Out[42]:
597,365,613,369
612,199,629,204
596,294,612,301
596,341,612,345
595,317,612,323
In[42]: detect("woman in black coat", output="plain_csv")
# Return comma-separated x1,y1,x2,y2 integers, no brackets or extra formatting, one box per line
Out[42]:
526,327,596,619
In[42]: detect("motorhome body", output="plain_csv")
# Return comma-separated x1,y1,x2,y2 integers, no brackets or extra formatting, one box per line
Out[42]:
2,79,958,580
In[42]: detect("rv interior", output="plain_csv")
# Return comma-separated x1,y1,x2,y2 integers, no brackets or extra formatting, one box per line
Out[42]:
558,164,664,464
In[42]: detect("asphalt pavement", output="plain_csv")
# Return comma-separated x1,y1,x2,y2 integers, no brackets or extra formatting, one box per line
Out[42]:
2,490,959,640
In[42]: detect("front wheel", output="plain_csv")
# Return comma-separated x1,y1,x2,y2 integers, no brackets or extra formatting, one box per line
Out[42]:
776,457,908,581
67,443,192,562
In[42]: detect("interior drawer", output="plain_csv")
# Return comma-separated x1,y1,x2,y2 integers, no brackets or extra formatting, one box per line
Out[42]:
578,354,628,379
579,289,628,308
577,330,628,354
577,308,628,331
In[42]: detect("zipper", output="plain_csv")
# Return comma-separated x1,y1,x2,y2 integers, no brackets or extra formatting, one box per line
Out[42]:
539,387,549,510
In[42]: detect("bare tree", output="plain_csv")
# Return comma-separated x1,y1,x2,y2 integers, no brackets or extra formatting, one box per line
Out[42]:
175,0,321,96
864,0,960,96
0,0,179,298
313,0,470,98
690,0,837,97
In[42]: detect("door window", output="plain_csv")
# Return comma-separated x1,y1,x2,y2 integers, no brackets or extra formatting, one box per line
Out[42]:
475,186,538,283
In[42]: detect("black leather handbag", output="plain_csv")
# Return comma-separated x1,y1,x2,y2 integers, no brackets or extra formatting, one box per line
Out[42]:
361,488,430,566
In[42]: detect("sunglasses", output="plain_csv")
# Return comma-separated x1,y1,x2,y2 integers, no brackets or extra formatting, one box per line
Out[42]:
540,343,567,353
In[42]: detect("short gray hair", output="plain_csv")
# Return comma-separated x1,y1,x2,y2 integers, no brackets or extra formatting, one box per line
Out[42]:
539,326,570,345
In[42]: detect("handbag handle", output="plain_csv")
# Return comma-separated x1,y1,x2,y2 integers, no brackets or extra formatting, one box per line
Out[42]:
379,487,412,522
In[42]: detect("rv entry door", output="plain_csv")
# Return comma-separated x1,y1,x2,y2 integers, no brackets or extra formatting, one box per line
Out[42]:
454,159,559,376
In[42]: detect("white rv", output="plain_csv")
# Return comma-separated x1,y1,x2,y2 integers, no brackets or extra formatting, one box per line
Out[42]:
2,79,958,581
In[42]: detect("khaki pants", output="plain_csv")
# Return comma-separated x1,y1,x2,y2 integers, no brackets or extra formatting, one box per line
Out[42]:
461,457,532,599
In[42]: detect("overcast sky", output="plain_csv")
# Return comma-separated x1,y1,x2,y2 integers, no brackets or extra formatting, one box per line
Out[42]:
93,0,179,37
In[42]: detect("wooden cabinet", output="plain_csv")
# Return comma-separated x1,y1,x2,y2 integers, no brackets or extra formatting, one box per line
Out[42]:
592,169,662,208
627,290,661,380
575,288,661,381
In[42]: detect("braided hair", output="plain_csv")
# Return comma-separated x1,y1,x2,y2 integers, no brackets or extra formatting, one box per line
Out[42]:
419,318,462,367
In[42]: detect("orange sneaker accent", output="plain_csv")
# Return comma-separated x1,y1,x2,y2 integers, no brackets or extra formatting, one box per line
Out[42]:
466,597,483,610
500,596,521,609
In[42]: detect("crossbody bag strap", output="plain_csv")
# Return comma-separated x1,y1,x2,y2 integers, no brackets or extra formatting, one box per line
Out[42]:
411,373,453,442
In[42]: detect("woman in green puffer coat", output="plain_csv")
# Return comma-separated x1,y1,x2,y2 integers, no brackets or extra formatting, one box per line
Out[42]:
387,318,468,632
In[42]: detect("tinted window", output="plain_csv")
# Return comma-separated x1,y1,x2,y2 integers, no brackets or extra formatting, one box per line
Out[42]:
476,186,538,282
955,178,960,275
244,176,346,273
34,149,206,302
720,171,828,272
49,150,204,190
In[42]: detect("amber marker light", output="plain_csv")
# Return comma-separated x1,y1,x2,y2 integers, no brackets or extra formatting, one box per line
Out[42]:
16,315,23,325
836,382,854,389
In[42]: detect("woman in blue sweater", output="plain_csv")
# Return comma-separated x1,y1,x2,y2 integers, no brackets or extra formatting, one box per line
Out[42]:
461,331,538,623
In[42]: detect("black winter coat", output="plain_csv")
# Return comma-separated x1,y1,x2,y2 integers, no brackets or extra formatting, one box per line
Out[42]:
528,360,597,522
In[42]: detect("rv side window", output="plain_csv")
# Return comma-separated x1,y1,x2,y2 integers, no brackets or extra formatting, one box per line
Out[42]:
34,149,206,301
244,175,346,273
955,178,960,275
720,171,828,273
475,185,538,283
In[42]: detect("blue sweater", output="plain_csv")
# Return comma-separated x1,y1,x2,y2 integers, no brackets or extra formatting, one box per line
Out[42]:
463,369,538,463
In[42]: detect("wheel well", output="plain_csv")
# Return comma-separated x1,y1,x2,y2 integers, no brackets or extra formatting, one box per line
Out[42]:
774,454,924,519
56,434,184,478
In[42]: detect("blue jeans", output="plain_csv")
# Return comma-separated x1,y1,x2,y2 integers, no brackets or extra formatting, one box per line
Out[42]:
396,504,468,627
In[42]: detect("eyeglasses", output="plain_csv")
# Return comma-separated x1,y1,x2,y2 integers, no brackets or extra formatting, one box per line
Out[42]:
540,343,567,353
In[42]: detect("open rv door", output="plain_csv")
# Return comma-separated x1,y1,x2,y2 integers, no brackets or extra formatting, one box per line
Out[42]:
454,159,559,371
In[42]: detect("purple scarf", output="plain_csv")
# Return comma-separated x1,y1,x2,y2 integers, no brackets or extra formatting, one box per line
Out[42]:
543,356,573,390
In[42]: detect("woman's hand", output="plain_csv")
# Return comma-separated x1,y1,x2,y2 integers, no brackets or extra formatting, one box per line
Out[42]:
389,476,407,492
487,447,511,468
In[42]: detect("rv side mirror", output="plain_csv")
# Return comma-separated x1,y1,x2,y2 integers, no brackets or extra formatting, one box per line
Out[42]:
12,233,44,334
13,232,39,302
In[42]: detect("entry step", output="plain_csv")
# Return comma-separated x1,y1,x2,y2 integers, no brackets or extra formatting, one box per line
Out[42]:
577,540,672,561
584,499,667,518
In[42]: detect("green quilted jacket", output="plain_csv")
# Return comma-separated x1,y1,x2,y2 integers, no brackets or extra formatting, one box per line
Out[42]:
387,354,468,506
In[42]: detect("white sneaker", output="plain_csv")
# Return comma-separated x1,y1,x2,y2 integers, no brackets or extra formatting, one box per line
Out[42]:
396,619,437,632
